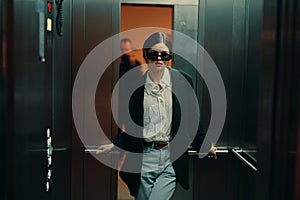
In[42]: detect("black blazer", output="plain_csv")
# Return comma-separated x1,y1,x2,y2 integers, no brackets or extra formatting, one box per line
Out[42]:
113,68,205,197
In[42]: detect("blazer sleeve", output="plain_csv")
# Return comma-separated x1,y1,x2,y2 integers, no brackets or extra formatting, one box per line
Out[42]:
112,85,144,153
112,128,143,153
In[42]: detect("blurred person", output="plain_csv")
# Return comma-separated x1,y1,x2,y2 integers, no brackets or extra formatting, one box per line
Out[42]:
119,38,141,78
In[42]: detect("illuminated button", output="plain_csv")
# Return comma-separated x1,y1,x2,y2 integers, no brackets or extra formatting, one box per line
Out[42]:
46,18,52,32
46,182,50,192
47,2,53,13
47,169,52,179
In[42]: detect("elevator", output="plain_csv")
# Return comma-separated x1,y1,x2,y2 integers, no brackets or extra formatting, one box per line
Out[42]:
1,0,300,200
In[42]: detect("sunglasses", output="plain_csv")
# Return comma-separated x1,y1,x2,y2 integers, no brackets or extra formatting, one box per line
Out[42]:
146,51,173,61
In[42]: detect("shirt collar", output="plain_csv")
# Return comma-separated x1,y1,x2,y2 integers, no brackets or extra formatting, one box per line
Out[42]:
145,67,171,94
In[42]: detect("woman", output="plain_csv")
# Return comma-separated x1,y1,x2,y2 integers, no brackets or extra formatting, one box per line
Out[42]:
98,32,216,200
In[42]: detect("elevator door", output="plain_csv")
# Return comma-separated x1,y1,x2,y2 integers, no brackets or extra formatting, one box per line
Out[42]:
120,3,174,199
72,0,120,200
2,0,72,199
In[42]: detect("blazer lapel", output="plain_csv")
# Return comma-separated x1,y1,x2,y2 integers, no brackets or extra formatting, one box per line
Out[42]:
129,74,146,127
170,69,183,137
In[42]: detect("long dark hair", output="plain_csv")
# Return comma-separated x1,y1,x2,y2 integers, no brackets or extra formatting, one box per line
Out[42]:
142,32,173,60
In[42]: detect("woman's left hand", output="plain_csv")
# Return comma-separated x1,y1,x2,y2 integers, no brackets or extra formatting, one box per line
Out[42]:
208,146,217,160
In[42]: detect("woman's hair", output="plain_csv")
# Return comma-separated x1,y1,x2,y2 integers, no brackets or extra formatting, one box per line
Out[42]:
143,32,173,60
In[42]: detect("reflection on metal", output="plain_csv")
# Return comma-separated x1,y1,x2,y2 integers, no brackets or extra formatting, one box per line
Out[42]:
232,149,257,171
28,147,68,152
173,4,198,88
190,149,229,156
242,150,257,163
84,146,120,154
36,0,46,62
85,146,229,156
197,0,261,152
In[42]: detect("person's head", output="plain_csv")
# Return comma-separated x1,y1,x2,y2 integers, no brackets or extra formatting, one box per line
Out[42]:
143,32,173,71
120,38,133,55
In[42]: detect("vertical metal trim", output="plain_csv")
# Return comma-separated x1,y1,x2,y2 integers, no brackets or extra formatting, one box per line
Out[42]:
197,0,205,46
83,0,86,58
295,3,300,199
111,0,120,142
111,1,120,199
112,0,120,88
196,0,206,107
244,0,249,67
36,0,46,62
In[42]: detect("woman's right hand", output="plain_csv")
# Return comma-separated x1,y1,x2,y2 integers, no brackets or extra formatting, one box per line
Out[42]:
96,143,114,154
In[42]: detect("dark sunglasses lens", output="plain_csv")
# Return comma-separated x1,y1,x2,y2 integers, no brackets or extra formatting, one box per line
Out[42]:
147,51,172,61
147,51,159,60
160,52,172,61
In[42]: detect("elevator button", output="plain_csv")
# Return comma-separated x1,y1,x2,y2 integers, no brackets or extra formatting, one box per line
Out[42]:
46,18,52,32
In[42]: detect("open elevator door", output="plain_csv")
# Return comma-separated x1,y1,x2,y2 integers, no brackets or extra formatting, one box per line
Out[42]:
119,4,173,199
119,1,206,199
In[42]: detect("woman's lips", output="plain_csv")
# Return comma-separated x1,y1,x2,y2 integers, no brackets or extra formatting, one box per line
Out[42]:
155,62,164,67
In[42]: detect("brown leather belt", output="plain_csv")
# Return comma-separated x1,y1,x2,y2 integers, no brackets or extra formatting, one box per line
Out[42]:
143,141,169,149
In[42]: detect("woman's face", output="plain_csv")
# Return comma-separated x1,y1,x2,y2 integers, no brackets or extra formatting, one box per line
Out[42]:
146,42,171,72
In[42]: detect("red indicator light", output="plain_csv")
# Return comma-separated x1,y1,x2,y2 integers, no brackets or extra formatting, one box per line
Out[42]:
47,2,52,13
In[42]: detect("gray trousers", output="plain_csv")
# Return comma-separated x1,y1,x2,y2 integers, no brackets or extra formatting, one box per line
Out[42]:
135,146,176,200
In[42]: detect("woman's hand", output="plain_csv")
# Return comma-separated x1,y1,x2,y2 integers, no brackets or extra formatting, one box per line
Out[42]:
208,146,217,160
96,143,114,154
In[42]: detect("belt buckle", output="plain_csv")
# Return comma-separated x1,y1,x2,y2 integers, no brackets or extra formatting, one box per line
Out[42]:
155,142,168,149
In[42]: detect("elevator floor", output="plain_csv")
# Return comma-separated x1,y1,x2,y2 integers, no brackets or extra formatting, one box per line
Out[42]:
118,174,134,200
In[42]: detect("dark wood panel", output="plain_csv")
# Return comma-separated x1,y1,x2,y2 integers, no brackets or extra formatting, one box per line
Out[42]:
84,153,112,200
72,0,118,199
